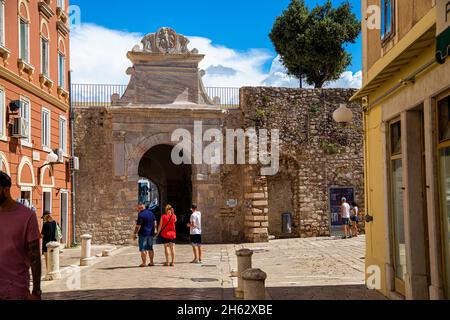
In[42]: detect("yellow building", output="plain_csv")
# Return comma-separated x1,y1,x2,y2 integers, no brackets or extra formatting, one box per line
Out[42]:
352,0,450,299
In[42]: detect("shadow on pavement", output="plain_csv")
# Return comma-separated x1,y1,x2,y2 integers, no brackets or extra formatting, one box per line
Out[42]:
43,284,385,300
267,284,386,300
43,287,232,300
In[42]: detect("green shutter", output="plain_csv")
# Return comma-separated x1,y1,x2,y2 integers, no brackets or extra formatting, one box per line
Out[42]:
436,26,450,64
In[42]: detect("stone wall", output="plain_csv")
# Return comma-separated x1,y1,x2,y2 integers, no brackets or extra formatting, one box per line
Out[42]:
240,87,365,238
73,107,135,245
73,88,364,245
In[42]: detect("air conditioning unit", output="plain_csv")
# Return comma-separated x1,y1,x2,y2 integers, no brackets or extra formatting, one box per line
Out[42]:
11,118,28,139
70,156,80,171
9,100,21,112
55,149,65,163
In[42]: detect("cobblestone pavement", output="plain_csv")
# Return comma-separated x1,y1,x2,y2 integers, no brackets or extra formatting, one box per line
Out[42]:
42,235,385,300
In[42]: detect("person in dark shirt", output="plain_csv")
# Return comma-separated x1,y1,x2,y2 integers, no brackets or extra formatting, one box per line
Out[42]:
41,211,57,269
132,203,157,267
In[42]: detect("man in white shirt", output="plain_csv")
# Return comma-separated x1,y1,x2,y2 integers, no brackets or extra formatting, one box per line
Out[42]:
187,204,202,263
340,197,351,239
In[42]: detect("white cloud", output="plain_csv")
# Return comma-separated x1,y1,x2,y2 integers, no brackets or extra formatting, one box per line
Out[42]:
70,24,361,90
187,36,272,88
71,24,141,84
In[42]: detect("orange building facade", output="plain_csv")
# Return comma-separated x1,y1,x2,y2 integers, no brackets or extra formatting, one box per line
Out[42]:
0,0,73,245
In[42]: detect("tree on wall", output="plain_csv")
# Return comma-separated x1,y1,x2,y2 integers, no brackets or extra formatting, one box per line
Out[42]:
269,0,360,88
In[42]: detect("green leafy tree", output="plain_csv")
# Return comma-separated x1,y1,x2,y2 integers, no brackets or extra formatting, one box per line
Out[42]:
270,0,360,88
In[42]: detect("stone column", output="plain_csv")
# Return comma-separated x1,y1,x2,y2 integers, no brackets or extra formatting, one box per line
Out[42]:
45,242,61,280
235,249,253,299
242,268,267,300
80,234,94,266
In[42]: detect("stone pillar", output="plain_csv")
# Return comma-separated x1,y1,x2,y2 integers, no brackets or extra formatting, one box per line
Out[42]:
401,111,429,299
80,234,94,266
242,268,267,300
423,98,446,299
235,249,253,299
45,242,61,280
243,165,269,243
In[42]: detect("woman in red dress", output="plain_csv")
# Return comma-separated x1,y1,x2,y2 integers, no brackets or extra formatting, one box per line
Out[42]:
156,204,177,266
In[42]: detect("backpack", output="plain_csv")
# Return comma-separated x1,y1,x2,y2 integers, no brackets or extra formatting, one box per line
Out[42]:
55,223,63,241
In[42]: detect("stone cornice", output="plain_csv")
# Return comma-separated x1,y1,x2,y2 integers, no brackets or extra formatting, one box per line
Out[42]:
57,20,70,36
127,51,205,65
106,104,226,120
0,65,68,112
0,45,10,66
38,0,55,19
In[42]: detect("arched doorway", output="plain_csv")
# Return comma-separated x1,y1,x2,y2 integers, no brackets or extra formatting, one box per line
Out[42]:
138,144,192,239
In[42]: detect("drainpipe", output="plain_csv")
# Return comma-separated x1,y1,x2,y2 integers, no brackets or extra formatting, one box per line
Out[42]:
68,70,77,246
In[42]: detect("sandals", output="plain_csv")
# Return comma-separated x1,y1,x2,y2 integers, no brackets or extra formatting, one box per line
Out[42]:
163,262,174,267
139,264,146,267
148,263,155,267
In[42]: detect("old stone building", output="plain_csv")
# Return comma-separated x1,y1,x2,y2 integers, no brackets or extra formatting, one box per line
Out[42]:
73,27,364,245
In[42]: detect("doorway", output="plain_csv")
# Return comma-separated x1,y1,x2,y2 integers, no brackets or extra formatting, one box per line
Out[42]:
138,144,192,240
60,191,69,245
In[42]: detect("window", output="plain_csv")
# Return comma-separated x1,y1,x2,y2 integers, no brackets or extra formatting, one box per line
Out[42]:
0,87,4,138
390,121,401,154
43,189,52,214
59,117,67,153
20,97,31,144
57,0,65,11
19,187,32,209
41,38,49,76
19,18,29,62
42,108,51,149
439,96,450,142
389,120,406,291
58,52,65,88
0,1,5,47
381,0,395,40
437,93,450,299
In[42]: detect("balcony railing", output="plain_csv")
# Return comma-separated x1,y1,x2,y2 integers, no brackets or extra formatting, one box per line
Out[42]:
70,84,240,108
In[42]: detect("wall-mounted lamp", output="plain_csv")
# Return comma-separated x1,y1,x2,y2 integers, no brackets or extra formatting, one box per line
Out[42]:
333,104,353,124
38,150,60,177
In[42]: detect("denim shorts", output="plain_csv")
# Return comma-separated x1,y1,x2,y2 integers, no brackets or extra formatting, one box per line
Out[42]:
138,236,154,252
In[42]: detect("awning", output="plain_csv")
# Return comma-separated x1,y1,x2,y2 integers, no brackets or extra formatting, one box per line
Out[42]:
436,26,450,64
350,26,436,101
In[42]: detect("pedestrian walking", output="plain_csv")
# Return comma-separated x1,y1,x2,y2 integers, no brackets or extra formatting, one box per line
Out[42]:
350,201,360,237
41,211,59,269
340,197,351,239
187,204,202,264
0,171,41,300
156,204,177,266
132,203,157,267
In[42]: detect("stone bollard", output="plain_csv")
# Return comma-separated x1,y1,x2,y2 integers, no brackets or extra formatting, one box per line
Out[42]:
235,249,253,299
242,268,267,300
80,234,95,266
45,242,61,280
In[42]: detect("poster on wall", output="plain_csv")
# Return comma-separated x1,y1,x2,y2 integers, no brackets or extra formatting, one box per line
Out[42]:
329,187,355,226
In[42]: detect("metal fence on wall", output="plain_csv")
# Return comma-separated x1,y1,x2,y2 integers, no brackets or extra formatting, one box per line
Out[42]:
71,84,240,108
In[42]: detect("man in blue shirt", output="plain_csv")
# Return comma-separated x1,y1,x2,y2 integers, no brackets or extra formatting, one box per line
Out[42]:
132,203,157,267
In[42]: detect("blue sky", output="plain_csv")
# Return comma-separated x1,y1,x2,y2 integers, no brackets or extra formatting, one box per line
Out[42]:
70,0,362,88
